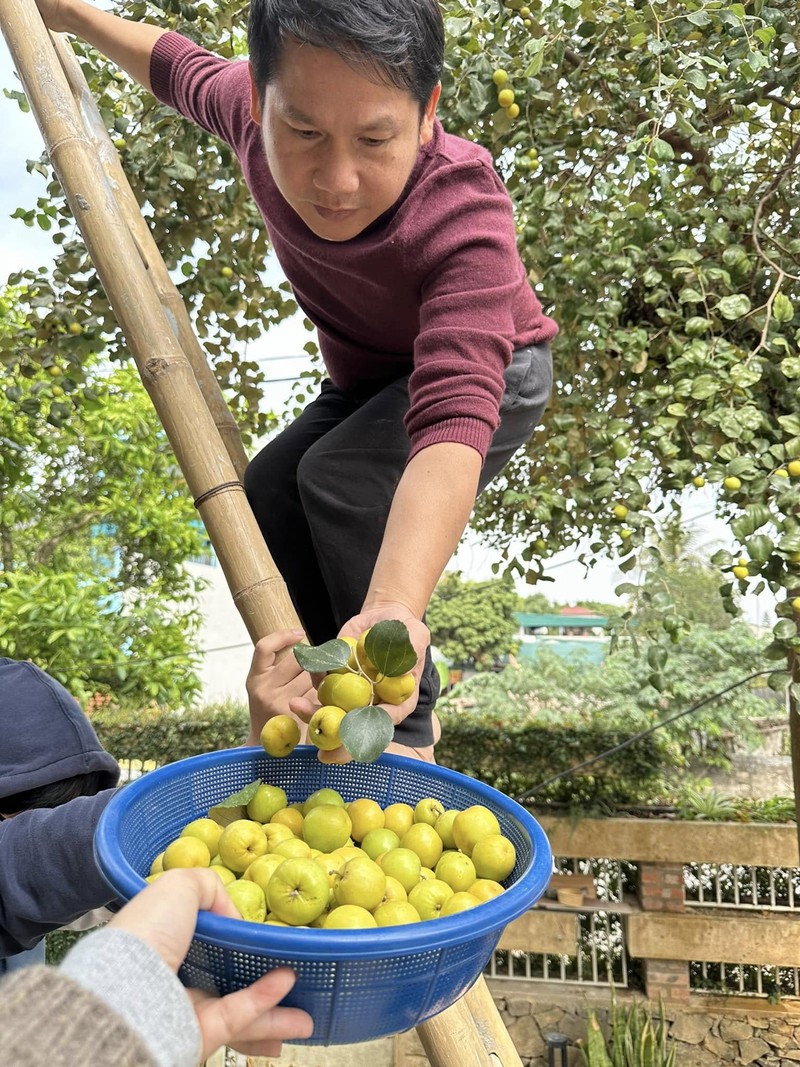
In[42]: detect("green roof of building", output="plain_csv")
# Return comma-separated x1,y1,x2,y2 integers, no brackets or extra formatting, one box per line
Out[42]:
514,612,610,629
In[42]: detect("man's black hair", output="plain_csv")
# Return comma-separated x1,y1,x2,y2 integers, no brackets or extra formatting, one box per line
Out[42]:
248,0,444,111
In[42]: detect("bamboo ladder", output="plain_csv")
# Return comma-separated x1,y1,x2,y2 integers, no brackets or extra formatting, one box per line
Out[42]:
0,3,523,1064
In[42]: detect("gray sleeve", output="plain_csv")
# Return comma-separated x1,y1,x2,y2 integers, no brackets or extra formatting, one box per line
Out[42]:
61,926,203,1067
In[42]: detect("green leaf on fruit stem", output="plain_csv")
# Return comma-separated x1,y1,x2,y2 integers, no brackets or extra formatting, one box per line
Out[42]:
365,620,417,677
339,706,395,763
293,638,351,673
774,618,798,641
208,779,262,823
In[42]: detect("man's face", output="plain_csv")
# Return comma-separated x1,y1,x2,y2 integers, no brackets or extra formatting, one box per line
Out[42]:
250,39,439,242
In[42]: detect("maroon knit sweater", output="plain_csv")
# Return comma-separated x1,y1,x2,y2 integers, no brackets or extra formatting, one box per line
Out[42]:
150,33,558,460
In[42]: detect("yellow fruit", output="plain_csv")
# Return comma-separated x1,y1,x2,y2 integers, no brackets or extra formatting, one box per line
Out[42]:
316,672,373,712
260,715,301,757
360,827,400,861
217,819,269,873
354,628,378,676
414,797,446,826
440,891,480,917
149,851,165,876
271,806,304,835
242,853,285,894
492,69,508,87
434,810,459,850
266,857,330,925
452,805,501,857
435,851,477,893
301,804,353,853
226,880,267,922
383,802,415,838
373,901,421,926
373,672,415,705
723,476,742,491
377,846,422,892
305,788,345,812
775,468,789,478
469,878,506,902
333,856,386,912
788,461,800,477
67,322,83,335
180,817,223,856
732,565,749,580
346,797,385,842
162,836,211,870
323,904,377,929
47,364,62,377
505,103,520,119
400,823,443,870
692,475,705,488
471,834,517,882
113,137,127,150
262,823,295,849
220,266,234,278
247,783,288,823
612,504,628,520
408,878,454,920
497,88,515,108
791,598,800,613
271,837,312,860
210,864,238,886
308,705,347,750
380,876,408,904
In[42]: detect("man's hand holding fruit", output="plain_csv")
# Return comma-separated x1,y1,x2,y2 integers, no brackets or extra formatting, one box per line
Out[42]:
248,615,431,766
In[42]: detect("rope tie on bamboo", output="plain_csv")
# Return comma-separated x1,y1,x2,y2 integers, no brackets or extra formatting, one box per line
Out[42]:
193,481,244,509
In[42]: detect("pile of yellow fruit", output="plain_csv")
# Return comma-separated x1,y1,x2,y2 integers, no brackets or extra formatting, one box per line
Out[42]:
147,783,517,930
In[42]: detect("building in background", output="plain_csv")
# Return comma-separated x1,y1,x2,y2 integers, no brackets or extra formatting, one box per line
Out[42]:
513,606,610,666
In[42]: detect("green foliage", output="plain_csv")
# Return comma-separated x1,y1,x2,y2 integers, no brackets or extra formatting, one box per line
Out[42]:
677,786,795,823
427,572,521,668
581,1000,676,1067
91,699,249,763
0,297,205,704
436,624,772,806
629,515,737,632
438,0,800,662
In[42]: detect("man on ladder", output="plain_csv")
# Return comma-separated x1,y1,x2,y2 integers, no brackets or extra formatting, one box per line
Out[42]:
32,0,556,767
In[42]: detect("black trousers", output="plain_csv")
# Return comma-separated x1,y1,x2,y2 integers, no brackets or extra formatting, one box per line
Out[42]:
244,343,553,746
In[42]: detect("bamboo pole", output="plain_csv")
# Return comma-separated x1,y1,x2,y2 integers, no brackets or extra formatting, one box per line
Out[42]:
0,5,523,1064
0,0,297,642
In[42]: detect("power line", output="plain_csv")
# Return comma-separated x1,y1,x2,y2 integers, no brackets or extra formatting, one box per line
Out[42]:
512,668,774,804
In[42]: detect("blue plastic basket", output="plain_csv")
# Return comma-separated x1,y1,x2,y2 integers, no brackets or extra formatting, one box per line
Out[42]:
95,746,552,1046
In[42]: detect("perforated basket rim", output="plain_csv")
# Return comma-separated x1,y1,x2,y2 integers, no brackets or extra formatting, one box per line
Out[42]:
95,747,552,961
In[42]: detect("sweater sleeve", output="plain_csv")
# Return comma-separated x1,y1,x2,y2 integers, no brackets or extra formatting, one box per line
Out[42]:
0,964,158,1067
149,31,254,150
61,927,202,1067
0,791,118,956
405,163,537,461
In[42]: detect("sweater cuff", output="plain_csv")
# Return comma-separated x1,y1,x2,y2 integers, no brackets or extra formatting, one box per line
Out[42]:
61,927,202,1067
408,417,492,463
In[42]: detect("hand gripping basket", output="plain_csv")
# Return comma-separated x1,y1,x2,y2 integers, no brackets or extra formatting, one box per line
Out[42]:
95,746,553,1045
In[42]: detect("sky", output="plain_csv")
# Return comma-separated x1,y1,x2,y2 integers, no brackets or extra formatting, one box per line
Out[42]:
0,40,776,628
